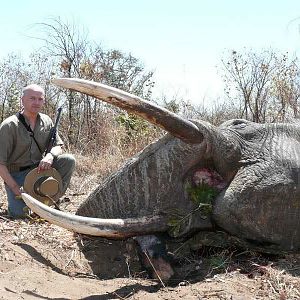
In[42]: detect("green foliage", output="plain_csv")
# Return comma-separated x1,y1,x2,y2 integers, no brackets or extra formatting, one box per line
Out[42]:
187,183,219,214
116,113,146,133
167,209,188,237
167,183,219,237
116,113,154,140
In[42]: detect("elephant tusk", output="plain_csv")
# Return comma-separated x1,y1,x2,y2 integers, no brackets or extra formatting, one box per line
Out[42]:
21,193,168,238
52,78,203,144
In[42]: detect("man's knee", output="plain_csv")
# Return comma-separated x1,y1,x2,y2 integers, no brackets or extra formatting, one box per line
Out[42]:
55,153,76,173
58,153,76,168
54,153,75,194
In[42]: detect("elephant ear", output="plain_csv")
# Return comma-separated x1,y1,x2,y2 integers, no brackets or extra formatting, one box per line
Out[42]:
52,78,203,144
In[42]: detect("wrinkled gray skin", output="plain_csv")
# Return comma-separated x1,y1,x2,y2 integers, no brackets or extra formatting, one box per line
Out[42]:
77,117,300,252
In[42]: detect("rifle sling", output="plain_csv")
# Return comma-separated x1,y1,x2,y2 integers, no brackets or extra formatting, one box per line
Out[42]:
17,112,43,154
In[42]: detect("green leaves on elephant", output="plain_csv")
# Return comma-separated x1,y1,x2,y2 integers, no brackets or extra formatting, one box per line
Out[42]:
187,183,219,215
167,184,219,238
167,209,190,238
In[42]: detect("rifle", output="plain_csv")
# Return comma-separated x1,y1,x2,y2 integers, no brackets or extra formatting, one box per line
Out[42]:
44,106,63,155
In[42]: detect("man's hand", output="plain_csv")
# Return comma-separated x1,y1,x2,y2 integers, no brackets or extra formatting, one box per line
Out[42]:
12,184,22,197
37,153,54,173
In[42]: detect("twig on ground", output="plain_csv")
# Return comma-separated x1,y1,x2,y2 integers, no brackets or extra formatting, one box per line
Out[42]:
143,250,166,288
65,249,76,268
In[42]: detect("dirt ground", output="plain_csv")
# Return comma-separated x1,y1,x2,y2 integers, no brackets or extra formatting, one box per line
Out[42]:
1,174,300,299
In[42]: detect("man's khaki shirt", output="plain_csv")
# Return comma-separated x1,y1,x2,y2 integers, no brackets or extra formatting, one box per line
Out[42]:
0,113,63,172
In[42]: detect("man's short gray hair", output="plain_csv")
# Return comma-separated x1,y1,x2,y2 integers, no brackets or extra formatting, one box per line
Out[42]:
22,84,45,97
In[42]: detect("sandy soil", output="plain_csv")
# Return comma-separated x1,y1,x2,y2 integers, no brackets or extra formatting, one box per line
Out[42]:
1,177,300,300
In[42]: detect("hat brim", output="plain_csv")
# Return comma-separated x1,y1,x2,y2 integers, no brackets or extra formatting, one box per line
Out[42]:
23,167,63,205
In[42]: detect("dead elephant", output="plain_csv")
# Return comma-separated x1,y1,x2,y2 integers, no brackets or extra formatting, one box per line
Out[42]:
22,78,300,281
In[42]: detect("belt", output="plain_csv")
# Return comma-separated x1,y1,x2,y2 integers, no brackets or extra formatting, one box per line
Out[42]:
19,165,34,171
9,163,39,173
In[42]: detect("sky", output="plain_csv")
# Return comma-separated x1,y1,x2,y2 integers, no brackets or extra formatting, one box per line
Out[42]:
1,0,300,106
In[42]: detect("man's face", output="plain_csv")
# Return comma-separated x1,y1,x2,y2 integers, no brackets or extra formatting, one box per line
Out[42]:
22,89,45,115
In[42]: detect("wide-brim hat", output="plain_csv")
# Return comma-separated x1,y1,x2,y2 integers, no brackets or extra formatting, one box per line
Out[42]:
23,167,63,206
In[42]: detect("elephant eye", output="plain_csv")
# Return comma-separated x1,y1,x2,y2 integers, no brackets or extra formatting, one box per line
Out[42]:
230,120,247,129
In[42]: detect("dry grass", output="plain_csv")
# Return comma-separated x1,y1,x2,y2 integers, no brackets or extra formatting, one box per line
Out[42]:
166,244,300,299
